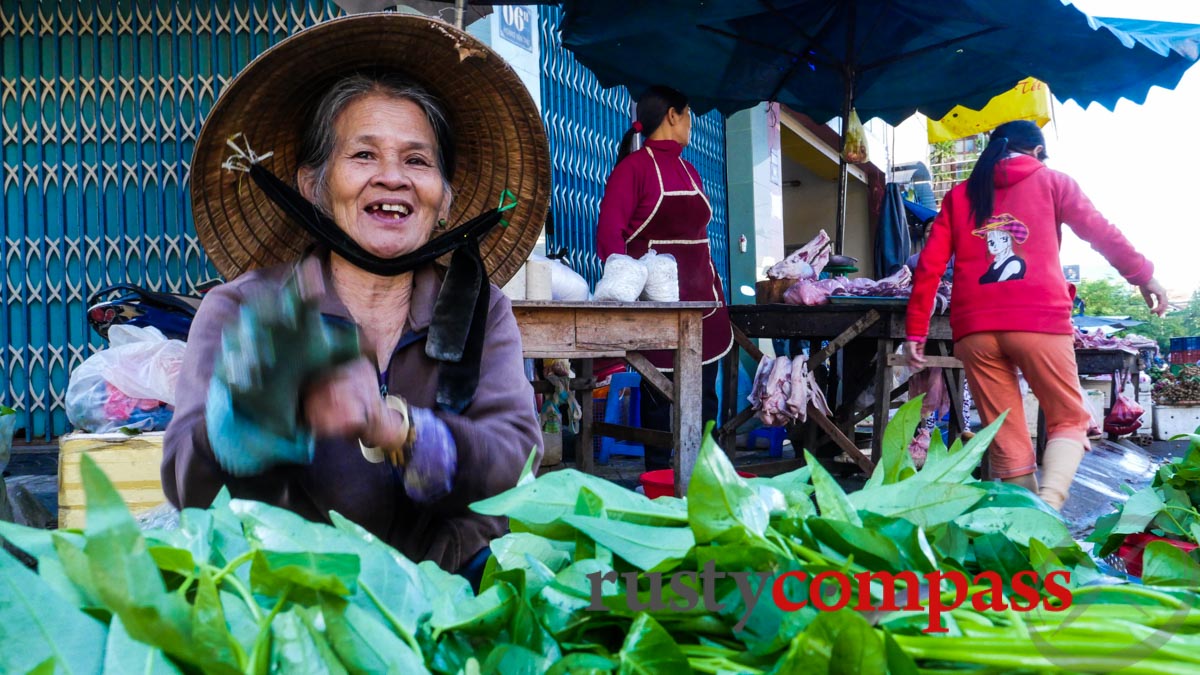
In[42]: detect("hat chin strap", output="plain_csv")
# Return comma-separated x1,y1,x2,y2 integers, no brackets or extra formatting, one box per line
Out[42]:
248,163,499,414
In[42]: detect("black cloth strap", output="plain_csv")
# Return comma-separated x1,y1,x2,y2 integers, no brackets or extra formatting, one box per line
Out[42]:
247,164,502,413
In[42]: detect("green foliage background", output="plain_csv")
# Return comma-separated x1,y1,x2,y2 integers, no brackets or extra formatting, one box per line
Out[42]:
1076,279,1200,352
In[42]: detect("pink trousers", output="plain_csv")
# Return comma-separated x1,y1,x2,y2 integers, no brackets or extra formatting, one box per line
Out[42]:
954,331,1092,479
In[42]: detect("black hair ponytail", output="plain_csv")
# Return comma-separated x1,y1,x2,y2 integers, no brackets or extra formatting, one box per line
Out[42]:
615,84,689,167
965,120,1047,227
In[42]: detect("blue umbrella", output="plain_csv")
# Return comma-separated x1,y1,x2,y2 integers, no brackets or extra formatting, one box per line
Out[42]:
552,0,1199,252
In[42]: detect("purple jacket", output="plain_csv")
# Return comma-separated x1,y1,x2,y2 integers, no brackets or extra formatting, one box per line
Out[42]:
161,252,543,572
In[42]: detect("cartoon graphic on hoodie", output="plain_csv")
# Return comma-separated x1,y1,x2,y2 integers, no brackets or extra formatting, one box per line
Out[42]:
974,213,1028,284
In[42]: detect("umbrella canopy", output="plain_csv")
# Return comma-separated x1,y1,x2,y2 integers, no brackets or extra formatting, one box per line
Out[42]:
552,0,1199,253
555,0,1197,122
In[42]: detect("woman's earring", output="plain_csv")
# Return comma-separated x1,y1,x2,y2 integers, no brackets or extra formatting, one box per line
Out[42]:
438,218,448,227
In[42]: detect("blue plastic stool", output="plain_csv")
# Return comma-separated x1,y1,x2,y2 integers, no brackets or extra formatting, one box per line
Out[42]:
598,372,645,464
747,426,786,458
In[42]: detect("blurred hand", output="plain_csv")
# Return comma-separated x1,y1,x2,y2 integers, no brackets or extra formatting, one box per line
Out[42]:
904,340,927,372
1139,277,1169,317
303,358,409,454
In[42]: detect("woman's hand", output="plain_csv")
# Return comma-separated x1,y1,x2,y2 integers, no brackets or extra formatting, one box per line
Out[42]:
1139,277,1169,317
904,340,927,372
303,358,409,451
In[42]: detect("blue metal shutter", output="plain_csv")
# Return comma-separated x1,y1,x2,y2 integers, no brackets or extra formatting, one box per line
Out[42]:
1,0,342,440
537,6,729,296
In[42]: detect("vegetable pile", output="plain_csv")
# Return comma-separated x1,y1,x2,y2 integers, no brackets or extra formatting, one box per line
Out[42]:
1091,434,1200,552
4,398,1200,673
1152,365,1200,405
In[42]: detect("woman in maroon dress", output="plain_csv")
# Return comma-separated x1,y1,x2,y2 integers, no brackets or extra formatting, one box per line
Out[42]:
596,85,733,471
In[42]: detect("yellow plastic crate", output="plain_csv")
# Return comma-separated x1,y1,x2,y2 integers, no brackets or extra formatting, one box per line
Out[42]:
58,431,166,529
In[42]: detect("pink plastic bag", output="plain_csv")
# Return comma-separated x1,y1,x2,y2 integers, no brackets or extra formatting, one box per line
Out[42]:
1104,374,1144,437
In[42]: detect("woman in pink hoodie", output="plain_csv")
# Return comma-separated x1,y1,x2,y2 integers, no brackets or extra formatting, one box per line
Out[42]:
905,120,1168,510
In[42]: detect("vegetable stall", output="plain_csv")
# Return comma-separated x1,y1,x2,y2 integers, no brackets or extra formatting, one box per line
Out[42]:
4,402,1200,673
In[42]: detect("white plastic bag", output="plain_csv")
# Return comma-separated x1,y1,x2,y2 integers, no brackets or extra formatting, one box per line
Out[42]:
592,253,648,302
66,325,186,433
529,254,591,302
640,250,679,302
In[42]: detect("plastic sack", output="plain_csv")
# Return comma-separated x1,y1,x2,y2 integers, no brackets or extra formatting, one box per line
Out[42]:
640,250,679,302
66,325,185,433
842,108,869,163
1104,392,1145,437
530,254,590,302
593,253,648,302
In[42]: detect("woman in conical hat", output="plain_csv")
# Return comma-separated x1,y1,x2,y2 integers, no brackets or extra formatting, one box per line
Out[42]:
162,12,549,588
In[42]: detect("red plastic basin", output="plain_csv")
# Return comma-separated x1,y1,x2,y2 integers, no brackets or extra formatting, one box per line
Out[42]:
1118,533,1199,577
639,468,757,499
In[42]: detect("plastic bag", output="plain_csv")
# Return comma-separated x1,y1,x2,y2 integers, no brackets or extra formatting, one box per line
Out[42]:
842,108,869,163
640,250,679,302
1104,373,1144,437
529,254,590,302
66,325,186,433
593,253,648,302
1105,393,1144,437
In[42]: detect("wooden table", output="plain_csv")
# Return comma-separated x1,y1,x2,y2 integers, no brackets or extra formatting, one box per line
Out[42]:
719,302,966,475
1036,348,1143,457
511,300,715,497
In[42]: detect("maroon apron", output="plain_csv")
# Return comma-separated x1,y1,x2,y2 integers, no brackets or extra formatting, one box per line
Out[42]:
624,148,733,370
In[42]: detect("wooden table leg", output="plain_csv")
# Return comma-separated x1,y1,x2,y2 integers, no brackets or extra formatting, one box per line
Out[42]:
674,310,704,498
577,359,594,474
871,339,894,466
720,340,740,460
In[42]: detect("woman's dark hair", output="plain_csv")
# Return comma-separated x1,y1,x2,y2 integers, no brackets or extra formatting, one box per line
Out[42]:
615,85,689,166
965,120,1047,227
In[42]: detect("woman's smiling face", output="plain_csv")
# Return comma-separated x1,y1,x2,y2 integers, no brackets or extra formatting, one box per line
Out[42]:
301,93,450,259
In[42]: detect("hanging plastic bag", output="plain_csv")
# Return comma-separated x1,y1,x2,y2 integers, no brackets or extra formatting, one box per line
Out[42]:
66,325,185,433
1104,373,1144,437
842,108,869,164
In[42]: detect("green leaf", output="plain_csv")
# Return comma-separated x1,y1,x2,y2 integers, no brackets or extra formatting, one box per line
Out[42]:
470,469,687,537
0,547,107,675
850,481,985,529
250,549,360,598
321,596,430,674
617,614,689,675
328,512,431,639
688,420,771,544
52,532,103,608
0,519,83,561
561,514,693,572
954,506,1073,549
517,446,540,486
269,608,349,675
78,455,200,665
103,614,183,675
481,643,554,675
1142,540,1200,586
882,630,920,675
492,532,572,573
917,411,1007,484
193,569,246,670
220,590,261,659
972,532,1033,588
149,545,198,576
1112,487,1168,536
805,450,861,526
865,395,923,489
749,465,813,507
969,481,1062,518
807,518,904,571
431,580,519,636
545,652,617,675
